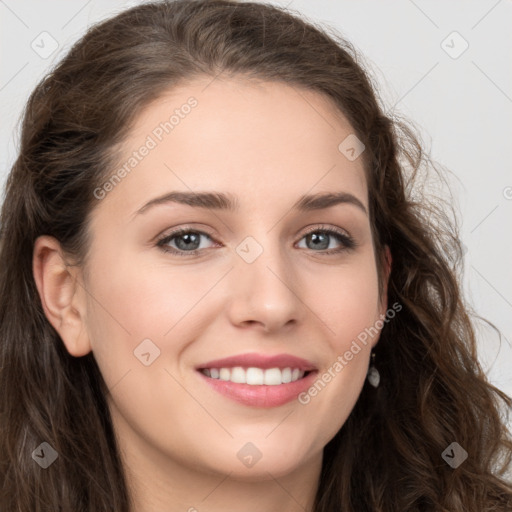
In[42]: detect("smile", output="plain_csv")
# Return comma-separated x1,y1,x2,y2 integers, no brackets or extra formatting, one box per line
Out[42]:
200,366,309,385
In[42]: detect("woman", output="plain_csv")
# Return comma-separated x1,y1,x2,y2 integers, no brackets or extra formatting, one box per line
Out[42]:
0,1,511,510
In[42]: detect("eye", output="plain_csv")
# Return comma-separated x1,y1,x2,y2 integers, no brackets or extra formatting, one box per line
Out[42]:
156,224,357,257
296,225,356,255
156,228,218,256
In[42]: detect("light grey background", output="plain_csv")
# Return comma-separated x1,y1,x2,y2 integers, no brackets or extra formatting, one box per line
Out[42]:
1,1,511,404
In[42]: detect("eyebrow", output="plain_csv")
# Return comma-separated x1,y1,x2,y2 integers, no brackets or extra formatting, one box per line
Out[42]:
134,190,368,217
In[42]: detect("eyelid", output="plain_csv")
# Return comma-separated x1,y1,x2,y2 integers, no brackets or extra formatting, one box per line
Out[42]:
301,223,351,238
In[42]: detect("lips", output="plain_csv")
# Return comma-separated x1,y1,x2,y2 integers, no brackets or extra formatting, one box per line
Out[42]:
196,352,318,372
195,352,319,407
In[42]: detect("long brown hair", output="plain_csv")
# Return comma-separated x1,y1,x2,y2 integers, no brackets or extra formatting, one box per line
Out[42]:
1,1,511,510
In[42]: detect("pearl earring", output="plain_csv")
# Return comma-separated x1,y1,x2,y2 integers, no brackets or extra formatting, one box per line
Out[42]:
367,351,380,388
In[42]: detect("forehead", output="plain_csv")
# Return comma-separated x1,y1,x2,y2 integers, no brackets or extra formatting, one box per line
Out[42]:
92,76,368,220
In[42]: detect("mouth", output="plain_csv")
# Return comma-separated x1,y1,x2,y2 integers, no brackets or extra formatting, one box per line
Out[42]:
194,352,318,407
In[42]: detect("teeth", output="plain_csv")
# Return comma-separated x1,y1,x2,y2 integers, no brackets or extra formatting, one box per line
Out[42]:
219,368,231,381
201,366,306,385
231,366,246,383
247,367,264,385
264,368,281,385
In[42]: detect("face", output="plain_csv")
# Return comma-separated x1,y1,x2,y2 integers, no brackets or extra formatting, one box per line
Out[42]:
39,77,389,482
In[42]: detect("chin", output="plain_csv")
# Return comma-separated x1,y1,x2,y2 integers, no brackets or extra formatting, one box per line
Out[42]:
199,445,314,481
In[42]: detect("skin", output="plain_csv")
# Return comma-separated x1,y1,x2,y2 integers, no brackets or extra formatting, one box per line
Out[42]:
33,76,391,512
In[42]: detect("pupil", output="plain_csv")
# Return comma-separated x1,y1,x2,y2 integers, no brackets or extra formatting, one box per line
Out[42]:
309,233,328,250
177,233,199,250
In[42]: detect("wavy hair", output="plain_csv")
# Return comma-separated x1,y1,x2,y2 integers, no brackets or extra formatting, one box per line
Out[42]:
1,1,511,510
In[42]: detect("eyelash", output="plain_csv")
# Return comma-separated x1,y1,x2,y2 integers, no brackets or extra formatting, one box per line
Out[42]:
156,224,357,257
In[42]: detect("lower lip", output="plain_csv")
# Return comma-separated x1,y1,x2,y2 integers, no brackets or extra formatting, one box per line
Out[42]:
197,370,318,408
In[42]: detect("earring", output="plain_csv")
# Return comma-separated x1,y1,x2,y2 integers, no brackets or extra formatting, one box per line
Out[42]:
367,351,380,388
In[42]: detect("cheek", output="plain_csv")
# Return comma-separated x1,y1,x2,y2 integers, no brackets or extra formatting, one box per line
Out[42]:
309,253,381,345
82,243,229,391
85,247,205,338
297,255,380,431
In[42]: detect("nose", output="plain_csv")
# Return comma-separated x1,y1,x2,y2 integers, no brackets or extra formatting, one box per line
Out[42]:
225,237,306,333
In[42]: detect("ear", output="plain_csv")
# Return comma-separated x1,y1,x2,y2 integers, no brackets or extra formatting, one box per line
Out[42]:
32,235,91,357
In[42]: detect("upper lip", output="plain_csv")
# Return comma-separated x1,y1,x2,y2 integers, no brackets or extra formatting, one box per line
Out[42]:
196,353,318,371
